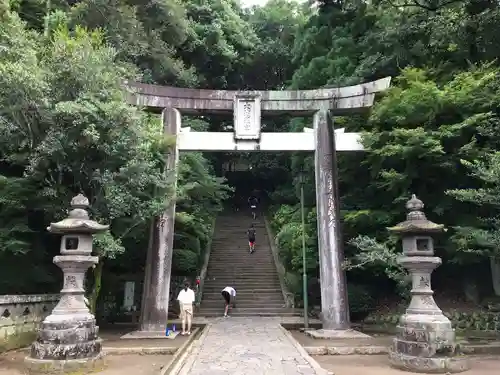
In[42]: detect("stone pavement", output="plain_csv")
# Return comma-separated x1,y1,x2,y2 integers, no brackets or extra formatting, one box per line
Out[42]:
176,317,327,375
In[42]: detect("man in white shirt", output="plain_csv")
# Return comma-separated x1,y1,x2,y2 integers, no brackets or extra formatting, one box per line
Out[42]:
177,281,196,335
221,286,236,317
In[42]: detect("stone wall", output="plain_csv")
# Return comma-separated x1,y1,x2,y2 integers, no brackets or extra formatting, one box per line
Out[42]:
0,294,59,352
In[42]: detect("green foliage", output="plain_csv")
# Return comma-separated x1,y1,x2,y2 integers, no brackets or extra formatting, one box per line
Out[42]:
266,0,500,309
447,152,500,260
272,204,318,275
172,248,199,274
347,284,377,319
0,4,231,301
345,235,410,298
68,0,197,85
0,176,36,254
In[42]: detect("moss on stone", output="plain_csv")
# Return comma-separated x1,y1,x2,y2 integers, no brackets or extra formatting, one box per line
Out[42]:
0,330,37,353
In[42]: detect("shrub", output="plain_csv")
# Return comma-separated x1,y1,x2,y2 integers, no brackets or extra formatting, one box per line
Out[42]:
348,284,377,322
172,248,198,275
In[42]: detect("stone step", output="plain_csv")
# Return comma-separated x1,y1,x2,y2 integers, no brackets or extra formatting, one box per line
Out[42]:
212,235,268,239
204,276,280,280
206,269,277,273
209,249,273,252
204,284,280,288
212,235,270,238
209,250,272,253
212,235,270,239
203,278,280,283
203,283,283,295
212,237,271,241
203,281,280,286
205,273,278,276
201,290,283,298
202,288,282,294
204,276,279,281
200,303,285,310
199,297,285,305
197,307,299,317
198,312,299,317
211,242,271,244
209,258,273,260
201,294,283,300
204,275,279,279
211,246,271,248
201,296,283,301
206,271,276,275
205,268,278,273
208,250,273,253
203,279,280,285
208,259,274,262
199,306,287,312
209,262,274,265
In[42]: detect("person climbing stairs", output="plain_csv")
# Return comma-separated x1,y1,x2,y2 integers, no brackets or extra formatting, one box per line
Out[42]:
198,211,296,317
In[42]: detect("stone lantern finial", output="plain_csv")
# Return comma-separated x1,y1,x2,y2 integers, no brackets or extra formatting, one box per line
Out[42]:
406,194,423,210
71,193,90,208
405,194,425,219
388,194,469,373
47,194,108,236
388,194,444,236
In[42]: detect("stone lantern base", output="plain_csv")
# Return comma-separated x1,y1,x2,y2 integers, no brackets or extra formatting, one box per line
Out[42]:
389,351,469,374
25,355,105,375
388,313,470,373
24,317,104,374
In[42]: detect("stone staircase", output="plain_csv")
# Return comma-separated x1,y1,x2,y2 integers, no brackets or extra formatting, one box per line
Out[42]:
198,211,296,317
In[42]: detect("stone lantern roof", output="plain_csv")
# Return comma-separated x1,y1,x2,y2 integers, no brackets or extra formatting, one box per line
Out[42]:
47,194,109,234
387,194,445,234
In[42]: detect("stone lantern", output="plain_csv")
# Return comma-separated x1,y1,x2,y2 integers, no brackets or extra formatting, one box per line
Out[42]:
387,194,469,373
25,194,109,374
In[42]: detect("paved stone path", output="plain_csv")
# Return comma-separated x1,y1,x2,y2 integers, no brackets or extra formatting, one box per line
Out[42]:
177,318,326,375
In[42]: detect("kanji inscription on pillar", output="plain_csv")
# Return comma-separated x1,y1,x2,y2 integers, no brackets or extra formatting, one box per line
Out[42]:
233,92,261,140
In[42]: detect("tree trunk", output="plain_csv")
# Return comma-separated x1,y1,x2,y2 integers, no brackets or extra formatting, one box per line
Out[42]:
490,256,500,296
89,261,104,314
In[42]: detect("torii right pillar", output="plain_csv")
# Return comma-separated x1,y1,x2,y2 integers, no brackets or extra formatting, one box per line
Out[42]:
307,109,371,339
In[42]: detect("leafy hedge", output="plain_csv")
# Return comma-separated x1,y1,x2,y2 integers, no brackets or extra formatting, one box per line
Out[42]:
365,310,500,332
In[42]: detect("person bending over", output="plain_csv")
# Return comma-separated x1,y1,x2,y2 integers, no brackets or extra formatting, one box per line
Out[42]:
221,286,236,317
177,281,195,335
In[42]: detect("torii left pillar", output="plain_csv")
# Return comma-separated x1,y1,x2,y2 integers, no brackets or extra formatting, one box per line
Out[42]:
138,107,180,334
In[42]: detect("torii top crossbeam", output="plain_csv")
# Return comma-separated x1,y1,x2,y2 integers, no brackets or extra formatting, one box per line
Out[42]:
124,77,391,115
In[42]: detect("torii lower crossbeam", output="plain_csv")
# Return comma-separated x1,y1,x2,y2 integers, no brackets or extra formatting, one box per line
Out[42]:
177,127,363,152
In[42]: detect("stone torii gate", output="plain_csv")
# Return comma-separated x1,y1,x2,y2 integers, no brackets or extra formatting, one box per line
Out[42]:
125,77,391,335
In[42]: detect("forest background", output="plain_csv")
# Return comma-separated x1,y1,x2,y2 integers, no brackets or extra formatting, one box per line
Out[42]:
2,0,500,318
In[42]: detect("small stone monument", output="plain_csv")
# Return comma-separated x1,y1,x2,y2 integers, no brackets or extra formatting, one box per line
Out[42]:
25,194,109,374
388,194,469,373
